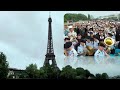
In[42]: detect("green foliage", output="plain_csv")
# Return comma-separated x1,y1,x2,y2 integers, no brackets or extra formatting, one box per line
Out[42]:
88,14,91,20
0,52,9,79
96,74,102,79
84,69,91,78
26,64,39,78
64,13,88,22
96,73,109,79
39,67,48,79
60,65,77,79
17,71,28,78
101,73,109,79
75,68,91,79
39,65,61,79
76,67,86,76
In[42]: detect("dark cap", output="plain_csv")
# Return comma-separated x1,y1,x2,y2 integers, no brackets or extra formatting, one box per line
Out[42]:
93,35,98,39
90,32,93,34
89,28,93,31
86,36,91,39
99,42,106,48
80,39,86,43
64,37,70,41
108,33,113,37
64,42,72,49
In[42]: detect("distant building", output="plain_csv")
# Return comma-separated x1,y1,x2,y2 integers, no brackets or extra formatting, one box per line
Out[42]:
8,68,25,79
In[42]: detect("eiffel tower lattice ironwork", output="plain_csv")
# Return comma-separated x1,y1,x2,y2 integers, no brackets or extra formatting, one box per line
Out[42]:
43,14,57,67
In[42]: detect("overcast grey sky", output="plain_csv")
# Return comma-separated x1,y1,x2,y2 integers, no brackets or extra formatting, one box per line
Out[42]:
0,11,120,70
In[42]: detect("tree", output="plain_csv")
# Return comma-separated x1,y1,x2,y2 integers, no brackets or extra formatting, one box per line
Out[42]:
84,69,91,78
118,14,120,21
101,73,109,79
40,65,61,79
90,15,94,20
64,13,88,22
75,68,91,79
88,14,91,20
26,64,39,78
60,65,77,79
0,52,9,79
76,67,86,76
39,67,48,79
89,74,95,79
95,74,102,79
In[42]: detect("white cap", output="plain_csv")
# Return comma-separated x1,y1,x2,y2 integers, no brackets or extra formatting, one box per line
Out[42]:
68,26,73,29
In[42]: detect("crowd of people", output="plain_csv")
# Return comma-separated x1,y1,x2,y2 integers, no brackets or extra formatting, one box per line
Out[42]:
64,20,120,57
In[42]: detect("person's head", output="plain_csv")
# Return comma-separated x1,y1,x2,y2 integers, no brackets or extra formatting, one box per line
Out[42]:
93,35,98,41
69,27,74,32
107,33,113,37
64,42,72,51
90,32,94,37
64,37,70,42
100,32,104,36
80,39,86,46
86,36,91,42
64,25,68,30
77,34,82,39
99,29,103,34
98,43,106,51
89,28,93,31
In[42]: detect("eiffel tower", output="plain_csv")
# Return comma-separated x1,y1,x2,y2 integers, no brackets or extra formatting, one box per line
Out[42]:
43,13,57,67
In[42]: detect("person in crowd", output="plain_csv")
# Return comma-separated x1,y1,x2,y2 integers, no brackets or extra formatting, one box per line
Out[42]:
64,42,78,57
64,37,70,44
96,29,103,40
74,34,82,51
94,42,109,57
93,35,99,52
99,32,105,42
76,24,82,36
77,39,87,56
64,24,69,36
116,25,120,41
87,28,93,36
106,33,115,54
86,36,94,48
90,32,94,41
68,26,77,42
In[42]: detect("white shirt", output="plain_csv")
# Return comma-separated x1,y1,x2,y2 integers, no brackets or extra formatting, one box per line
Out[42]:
93,40,99,49
67,48,78,57
68,31,77,38
68,31,77,41
77,44,86,54
94,49,106,57
86,41,94,48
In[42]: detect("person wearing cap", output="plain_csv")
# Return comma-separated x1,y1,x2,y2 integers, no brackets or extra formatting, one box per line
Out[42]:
106,33,116,54
68,26,77,42
94,43,109,57
64,37,70,44
64,42,78,57
95,29,104,40
86,36,94,48
107,33,115,39
77,39,87,56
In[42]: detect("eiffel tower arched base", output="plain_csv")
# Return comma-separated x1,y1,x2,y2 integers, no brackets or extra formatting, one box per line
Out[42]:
44,53,57,68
